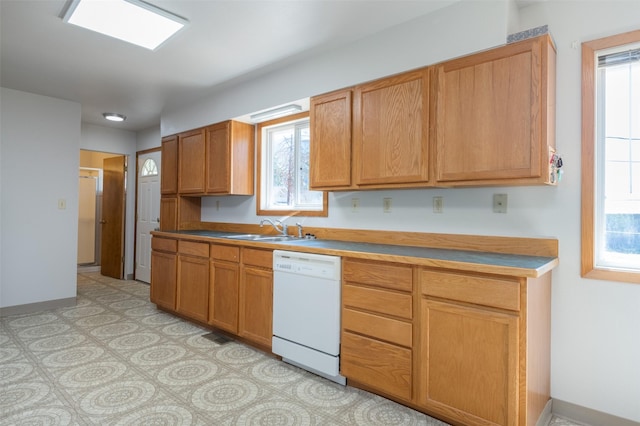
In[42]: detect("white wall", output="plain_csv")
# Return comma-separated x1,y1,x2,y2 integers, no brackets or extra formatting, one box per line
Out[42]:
0,88,81,308
161,0,640,422
136,126,161,152
80,123,137,278
162,0,510,135
518,2,640,422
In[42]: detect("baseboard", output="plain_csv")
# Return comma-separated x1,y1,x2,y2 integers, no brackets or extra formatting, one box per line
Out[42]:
0,297,76,317
553,399,640,426
537,399,553,426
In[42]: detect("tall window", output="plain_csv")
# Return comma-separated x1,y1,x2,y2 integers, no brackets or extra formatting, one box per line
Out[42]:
582,30,640,283
257,112,327,216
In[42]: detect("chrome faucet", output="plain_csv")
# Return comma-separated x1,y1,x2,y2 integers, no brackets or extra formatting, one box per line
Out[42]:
295,222,304,238
260,218,288,236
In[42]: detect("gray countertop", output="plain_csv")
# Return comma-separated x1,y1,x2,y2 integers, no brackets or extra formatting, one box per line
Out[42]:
159,230,558,278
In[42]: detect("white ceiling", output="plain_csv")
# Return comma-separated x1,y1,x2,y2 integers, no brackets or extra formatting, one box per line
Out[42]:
0,0,536,132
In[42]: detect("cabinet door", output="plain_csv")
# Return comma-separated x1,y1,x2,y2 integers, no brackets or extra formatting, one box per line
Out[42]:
150,251,176,310
434,35,555,184
159,196,177,231
161,135,178,194
209,260,239,333
205,122,231,193
178,128,206,193
205,121,254,195
176,255,209,322
310,89,353,189
420,298,518,426
354,68,430,186
239,266,273,348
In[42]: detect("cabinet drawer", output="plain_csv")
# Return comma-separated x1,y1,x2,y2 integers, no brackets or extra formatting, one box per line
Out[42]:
178,240,209,257
211,244,239,262
343,284,412,319
341,332,412,401
421,270,520,311
343,308,412,347
343,259,412,292
152,237,177,253
242,248,272,269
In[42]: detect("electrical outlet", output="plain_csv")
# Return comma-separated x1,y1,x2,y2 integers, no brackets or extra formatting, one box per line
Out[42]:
383,197,392,213
351,198,360,213
493,194,508,213
433,196,443,213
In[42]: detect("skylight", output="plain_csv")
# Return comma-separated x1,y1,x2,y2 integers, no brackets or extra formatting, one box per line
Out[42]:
62,0,187,51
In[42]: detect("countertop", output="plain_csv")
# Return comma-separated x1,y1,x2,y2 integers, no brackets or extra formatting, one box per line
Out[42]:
153,230,558,278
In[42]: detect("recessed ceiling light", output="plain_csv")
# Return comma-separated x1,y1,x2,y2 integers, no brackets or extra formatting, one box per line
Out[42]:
61,0,187,51
103,113,126,122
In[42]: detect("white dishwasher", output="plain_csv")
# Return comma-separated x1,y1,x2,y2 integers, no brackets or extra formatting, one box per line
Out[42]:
272,250,345,385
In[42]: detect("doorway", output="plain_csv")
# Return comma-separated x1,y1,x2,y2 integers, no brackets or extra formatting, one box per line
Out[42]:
78,150,127,279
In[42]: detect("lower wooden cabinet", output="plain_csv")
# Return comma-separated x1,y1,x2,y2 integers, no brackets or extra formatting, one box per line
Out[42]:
176,241,209,323
239,248,273,348
418,268,550,426
341,258,414,401
341,331,413,401
209,244,240,333
419,298,518,426
149,235,551,426
150,237,177,310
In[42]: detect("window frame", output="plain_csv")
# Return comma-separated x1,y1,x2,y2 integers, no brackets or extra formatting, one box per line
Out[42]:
256,111,328,217
581,29,640,284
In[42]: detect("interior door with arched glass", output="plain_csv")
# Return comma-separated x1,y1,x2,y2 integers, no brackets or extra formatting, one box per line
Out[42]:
136,151,161,283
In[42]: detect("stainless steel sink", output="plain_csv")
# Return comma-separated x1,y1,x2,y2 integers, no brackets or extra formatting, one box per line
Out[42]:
223,234,300,242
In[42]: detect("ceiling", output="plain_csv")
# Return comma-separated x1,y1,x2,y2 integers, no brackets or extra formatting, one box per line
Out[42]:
1,0,534,132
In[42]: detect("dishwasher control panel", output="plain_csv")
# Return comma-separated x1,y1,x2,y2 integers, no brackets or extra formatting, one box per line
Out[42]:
273,250,341,280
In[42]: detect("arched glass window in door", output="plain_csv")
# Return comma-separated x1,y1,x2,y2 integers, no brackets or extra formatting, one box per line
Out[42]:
140,158,158,176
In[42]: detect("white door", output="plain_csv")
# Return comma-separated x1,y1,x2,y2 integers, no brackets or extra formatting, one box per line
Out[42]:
135,151,161,283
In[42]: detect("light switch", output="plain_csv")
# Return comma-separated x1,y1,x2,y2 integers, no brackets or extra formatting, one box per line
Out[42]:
58,199,66,210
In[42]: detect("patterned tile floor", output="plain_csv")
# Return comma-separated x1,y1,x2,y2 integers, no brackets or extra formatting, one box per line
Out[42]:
0,272,583,426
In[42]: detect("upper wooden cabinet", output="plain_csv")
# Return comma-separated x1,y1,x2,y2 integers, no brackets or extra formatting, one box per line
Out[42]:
354,68,430,187
309,34,556,190
310,70,431,191
205,120,254,195
172,120,255,196
310,88,353,189
178,128,206,194
433,34,556,186
161,135,178,195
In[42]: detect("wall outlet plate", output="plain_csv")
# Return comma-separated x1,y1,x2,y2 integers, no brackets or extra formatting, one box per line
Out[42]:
433,196,443,213
493,194,508,213
383,197,392,213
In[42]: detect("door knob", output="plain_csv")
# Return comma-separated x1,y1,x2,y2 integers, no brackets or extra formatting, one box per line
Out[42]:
99,220,107,224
